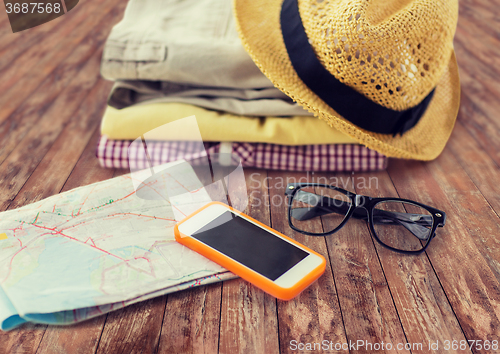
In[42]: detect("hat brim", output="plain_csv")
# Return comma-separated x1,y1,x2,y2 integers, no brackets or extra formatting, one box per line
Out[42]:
233,0,460,160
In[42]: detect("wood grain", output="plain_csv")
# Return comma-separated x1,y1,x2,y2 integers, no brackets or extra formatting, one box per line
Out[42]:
454,25,500,164
95,296,166,354
314,171,412,354
0,0,123,127
352,170,470,353
447,122,500,219
0,0,125,165
157,166,229,354
35,316,107,354
8,78,112,210
267,171,348,354
0,0,126,211
33,128,115,354
388,157,500,352
218,170,280,354
1,0,500,352
157,284,222,354
0,13,62,67
0,324,47,354
60,128,116,194
458,0,500,40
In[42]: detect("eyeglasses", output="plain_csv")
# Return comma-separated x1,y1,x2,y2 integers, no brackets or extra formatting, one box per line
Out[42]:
284,183,446,254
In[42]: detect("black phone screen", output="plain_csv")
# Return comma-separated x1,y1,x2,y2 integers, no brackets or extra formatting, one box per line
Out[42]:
192,211,308,281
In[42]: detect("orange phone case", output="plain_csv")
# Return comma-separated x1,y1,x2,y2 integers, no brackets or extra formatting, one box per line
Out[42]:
174,201,326,300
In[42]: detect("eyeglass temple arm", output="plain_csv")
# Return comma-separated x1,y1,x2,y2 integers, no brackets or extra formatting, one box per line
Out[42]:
291,191,433,240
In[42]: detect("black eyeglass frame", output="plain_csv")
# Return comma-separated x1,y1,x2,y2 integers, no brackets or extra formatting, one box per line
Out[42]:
284,183,446,254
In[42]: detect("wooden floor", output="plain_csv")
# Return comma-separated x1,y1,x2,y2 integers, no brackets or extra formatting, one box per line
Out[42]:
1,0,500,353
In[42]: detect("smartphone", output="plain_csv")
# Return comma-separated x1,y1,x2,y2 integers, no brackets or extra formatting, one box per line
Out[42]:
174,201,326,300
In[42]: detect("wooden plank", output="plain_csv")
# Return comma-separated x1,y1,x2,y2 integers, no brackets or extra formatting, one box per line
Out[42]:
4,76,112,211
0,8,123,352
0,4,82,71
0,0,123,127
0,324,47,354
33,128,114,354
0,6,18,37
415,146,500,285
266,171,348,354
0,18,119,347
453,34,500,165
0,74,111,354
455,14,500,75
447,122,500,217
351,170,469,353
0,7,125,212
458,0,500,39
60,128,116,193
157,163,230,354
0,0,125,165
452,0,500,167
0,8,9,27
0,0,95,94
456,93,500,166
35,316,106,354
218,169,280,354
308,171,412,353
454,27,500,97
95,296,166,354
157,284,222,354
0,2,117,94
388,154,500,349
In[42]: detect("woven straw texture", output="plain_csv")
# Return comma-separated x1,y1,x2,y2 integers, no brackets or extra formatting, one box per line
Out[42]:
233,0,460,160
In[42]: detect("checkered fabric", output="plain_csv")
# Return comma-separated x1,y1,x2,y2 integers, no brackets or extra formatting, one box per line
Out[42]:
96,135,388,171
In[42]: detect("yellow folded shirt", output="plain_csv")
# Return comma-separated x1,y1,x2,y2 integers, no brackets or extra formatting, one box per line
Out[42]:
100,102,358,145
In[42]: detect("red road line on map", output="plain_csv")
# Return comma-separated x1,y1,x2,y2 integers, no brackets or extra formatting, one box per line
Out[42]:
173,178,193,194
1,231,55,283
128,177,166,200
28,224,126,261
10,223,25,247
111,190,137,204
122,176,187,217
59,220,90,232
84,237,97,247
76,187,138,215
10,222,25,233
3,246,27,283
105,213,176,221
76,185,97,216
172,204,187,217
2,173,197,284
133,256,156,277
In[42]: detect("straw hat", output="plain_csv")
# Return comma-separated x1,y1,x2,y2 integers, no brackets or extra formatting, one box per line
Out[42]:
233,0,460,160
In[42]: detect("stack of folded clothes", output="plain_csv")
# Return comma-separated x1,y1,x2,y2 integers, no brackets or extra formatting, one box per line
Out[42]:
97,0,388,171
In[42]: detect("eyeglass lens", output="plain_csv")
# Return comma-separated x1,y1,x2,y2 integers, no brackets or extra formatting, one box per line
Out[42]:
290,186,351,233
372,201,434,252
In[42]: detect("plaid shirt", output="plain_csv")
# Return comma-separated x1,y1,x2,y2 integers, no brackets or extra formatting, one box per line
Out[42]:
97,135,388,172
